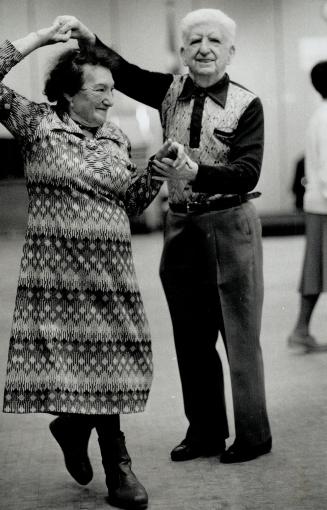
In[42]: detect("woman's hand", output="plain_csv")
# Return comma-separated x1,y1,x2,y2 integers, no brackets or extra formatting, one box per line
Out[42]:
151,141,198,182
13,20,72,56
35,20,72,46
53,15,96,47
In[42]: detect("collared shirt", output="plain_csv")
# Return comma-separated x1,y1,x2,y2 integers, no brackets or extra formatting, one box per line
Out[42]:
178,74,229,150
97,37,264,196
178,74,229,107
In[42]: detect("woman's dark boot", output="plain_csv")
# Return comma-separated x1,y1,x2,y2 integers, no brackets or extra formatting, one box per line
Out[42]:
49,415,93,485
98,431,148,509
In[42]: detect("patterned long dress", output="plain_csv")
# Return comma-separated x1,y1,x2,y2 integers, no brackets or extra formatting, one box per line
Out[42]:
0,40,161,415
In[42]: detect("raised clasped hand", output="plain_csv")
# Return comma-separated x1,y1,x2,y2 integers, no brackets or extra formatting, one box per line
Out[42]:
52,15,95,45
151,140,198,182
35,20,72,45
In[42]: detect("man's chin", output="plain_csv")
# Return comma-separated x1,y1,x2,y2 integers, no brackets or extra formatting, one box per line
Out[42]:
194,64,216,74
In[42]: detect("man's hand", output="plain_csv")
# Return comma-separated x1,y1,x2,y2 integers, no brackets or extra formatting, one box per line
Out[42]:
151,141,198,182
53,15,96,47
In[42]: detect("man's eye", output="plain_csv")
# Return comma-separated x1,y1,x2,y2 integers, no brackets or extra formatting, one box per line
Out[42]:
190,39,201,45
210,38,221,44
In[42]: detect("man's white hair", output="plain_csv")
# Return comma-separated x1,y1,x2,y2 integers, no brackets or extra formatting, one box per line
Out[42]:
180,8,236,44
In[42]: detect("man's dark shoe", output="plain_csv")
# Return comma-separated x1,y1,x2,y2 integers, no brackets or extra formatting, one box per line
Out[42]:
49,416,93,485
220,437,272,464
170,438,225,462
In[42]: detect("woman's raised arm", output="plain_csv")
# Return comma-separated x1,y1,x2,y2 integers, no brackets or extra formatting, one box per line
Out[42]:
12,19,72,57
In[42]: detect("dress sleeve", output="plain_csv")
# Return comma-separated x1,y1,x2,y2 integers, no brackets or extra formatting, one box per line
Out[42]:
0,40,47,141
95,36,173,110
124,162,162,217
192,97,264,194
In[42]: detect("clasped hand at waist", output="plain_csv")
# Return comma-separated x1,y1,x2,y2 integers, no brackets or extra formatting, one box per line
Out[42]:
151,139,198,182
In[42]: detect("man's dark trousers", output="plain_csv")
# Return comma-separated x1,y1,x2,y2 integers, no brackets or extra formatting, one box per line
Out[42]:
159,201,271,447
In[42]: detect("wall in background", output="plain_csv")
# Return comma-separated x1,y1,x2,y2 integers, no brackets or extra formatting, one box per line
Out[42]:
0,0,327,214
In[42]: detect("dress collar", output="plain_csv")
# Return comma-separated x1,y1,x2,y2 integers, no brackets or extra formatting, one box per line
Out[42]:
178,73,229,108
49,109,127,144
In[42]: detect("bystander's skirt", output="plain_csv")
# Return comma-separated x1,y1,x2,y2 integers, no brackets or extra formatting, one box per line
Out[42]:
299,212,327,295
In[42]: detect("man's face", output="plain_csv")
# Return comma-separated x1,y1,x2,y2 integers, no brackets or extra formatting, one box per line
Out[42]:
180,21,235,85
70,64,114,127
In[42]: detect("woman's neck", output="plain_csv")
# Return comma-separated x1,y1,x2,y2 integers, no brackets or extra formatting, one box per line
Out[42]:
74,120,99,139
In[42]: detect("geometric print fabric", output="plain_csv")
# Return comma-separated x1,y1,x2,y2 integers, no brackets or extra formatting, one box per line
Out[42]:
1,40,161,415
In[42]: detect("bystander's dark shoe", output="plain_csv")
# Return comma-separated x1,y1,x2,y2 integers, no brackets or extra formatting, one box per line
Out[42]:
288,333,327,353
288,332,318,351
170,438,225,462
220,437,272,464
49,416,93,485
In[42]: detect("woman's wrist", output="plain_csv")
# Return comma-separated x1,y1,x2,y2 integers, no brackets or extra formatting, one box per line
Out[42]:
12,32,44,56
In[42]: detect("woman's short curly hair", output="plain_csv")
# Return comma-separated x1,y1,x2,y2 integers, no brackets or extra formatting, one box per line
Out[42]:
44,47,112,109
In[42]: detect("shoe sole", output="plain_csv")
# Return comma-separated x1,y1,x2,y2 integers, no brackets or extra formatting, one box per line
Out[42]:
220,447,271,464
108,497,148,509
288,334,317,351
171,450,224,462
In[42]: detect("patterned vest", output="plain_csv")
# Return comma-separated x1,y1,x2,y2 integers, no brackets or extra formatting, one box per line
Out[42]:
160,75,257,203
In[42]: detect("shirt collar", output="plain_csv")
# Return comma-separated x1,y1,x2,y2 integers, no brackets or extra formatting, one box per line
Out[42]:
178,73,229,108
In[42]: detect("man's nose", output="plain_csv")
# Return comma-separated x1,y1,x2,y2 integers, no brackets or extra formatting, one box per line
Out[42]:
199,39,210,53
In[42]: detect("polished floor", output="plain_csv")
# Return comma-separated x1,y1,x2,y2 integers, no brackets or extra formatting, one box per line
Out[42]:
0,231,327,510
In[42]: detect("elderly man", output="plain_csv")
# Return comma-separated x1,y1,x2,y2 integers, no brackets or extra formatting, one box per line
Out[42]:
58,7,272,464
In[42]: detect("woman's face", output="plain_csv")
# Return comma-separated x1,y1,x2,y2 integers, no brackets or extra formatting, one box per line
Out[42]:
69,64,115,127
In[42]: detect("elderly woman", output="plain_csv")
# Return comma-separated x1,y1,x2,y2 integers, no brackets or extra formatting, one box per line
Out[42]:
0,19,166,510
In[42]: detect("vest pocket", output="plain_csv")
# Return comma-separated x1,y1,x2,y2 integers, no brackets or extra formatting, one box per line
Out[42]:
213,128,235,146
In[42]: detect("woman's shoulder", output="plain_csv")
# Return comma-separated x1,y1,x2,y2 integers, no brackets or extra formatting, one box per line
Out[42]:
100,120,131,146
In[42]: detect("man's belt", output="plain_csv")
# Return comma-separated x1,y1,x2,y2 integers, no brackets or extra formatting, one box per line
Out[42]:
169,192,261,214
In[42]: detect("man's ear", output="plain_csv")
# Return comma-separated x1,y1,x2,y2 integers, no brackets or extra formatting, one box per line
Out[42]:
180,46,187,67
227,45,235,65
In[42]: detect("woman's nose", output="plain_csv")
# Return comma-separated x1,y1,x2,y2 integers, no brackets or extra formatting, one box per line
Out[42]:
103,93,114,107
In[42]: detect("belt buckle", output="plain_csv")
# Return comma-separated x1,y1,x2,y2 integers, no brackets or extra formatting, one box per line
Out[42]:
186,201,201,213
186,201,207,213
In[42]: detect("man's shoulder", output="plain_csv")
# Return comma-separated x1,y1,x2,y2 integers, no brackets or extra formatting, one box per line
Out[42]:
161,74,188,106
227,80,261,114
228,79,258,100
169,74,189,87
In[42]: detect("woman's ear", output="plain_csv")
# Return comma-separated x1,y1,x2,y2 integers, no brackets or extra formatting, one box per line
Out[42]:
63,92,73,108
